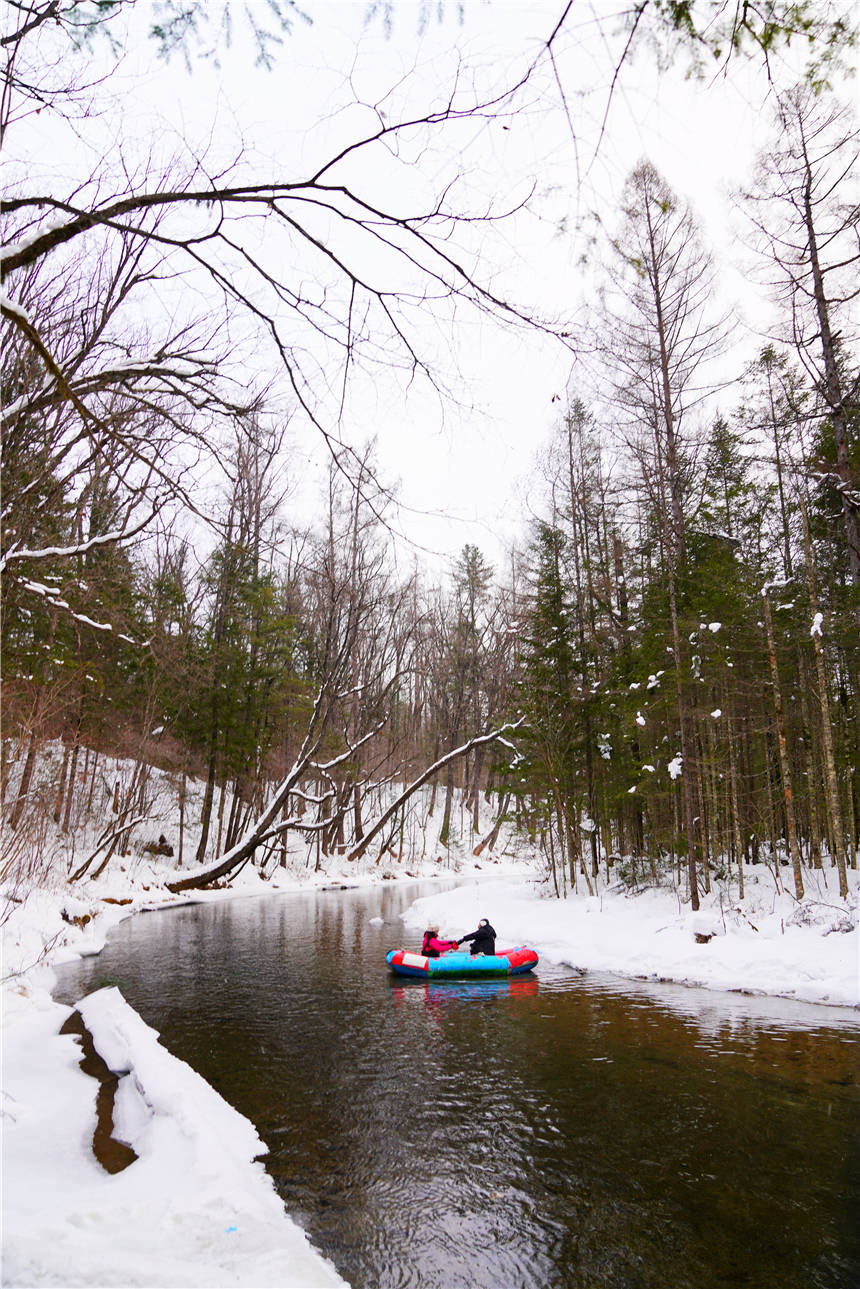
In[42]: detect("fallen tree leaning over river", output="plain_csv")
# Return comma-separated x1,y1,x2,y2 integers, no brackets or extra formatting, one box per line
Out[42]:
346,721,523,863
161,680,522,893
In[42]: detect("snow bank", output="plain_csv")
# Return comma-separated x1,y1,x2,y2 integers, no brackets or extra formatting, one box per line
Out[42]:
3,740,858,1289
2,980,346,1288
1,777,524,1289
399,870,860,1009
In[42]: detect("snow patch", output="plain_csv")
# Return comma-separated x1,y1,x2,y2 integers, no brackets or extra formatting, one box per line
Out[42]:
2,985,347,1289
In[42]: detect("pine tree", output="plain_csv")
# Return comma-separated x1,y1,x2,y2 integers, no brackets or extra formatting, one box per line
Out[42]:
515,524,589,893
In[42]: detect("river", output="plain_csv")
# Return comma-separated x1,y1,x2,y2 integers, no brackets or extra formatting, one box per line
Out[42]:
55,880,860,1289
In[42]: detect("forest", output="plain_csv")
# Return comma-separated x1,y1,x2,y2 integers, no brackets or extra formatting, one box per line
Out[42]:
2,1,858,915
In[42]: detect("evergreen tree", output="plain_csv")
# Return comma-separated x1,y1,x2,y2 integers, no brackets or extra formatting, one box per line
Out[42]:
515,524,585,892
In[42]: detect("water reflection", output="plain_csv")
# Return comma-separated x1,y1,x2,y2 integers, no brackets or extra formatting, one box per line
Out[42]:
539,963,860,1032
55,885,860,1289
390,976,540,1005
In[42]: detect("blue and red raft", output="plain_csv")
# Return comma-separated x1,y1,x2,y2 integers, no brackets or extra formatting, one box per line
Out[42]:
386,946,539,978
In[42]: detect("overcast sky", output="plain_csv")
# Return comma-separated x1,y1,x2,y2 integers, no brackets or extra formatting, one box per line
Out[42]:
12,0,842,576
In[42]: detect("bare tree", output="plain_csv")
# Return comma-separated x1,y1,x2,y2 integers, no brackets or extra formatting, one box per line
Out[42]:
1,0,569,663
599,162,731,909
743,87,860,582
0,225,255,645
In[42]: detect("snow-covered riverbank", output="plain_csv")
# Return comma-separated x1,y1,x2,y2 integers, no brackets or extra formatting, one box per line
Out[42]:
400,866,860,1009
2,868,361,1288
2,852,525,1289
3,851,858,1288
3,980,348,1289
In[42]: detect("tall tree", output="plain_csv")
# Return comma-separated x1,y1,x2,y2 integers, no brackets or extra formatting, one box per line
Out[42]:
515,523,592,893
601,161,729,908
433,544,494,848
744,87,860,584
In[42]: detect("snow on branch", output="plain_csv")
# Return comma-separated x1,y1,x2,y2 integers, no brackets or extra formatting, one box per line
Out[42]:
14,579,150,647
1,521,149,574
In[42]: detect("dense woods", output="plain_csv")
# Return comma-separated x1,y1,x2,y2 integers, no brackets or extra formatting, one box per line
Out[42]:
2,3,858,909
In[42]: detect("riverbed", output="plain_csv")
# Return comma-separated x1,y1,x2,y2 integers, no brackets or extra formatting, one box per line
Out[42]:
55,882,860,1289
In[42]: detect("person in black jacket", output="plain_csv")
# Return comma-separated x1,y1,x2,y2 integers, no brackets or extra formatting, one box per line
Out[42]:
457,919,496,956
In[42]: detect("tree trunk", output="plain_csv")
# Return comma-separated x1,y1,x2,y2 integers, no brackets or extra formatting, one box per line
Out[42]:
695,732,711,895
471,747,484,833
762,590,804,898
439,757,455,849
53,743,71,825
473,792,510,856
725,694,745,901
61,738,80,834
178,770,186,867
9,733,38,831
0,738,12,808
85,750,99,814
225,779,244,851
799,497,849,897
196,742,218,864
797,656,822,868
802,177,860,582
215,778,227,857
667,551,700,910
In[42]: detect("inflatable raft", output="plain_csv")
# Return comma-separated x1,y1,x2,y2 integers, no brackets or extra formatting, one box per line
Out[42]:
386,946,538,978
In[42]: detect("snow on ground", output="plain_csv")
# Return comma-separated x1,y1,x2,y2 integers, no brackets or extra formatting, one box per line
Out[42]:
3,741,859,1287
2,978,347,1288
398,866,860,1009
1,768,529,1289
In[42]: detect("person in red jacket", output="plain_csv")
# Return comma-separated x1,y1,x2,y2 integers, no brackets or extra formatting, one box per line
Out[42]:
421,925,458,957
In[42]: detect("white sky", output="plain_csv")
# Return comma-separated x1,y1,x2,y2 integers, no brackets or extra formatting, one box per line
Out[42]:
10,0,847,577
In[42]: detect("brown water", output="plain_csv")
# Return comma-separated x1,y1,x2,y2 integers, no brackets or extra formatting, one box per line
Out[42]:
55,882,860,1289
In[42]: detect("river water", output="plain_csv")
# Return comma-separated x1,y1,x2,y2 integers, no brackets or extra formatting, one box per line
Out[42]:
55,881,860,1289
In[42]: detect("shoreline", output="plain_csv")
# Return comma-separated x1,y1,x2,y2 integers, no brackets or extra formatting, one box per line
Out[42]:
3,860,857,1288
